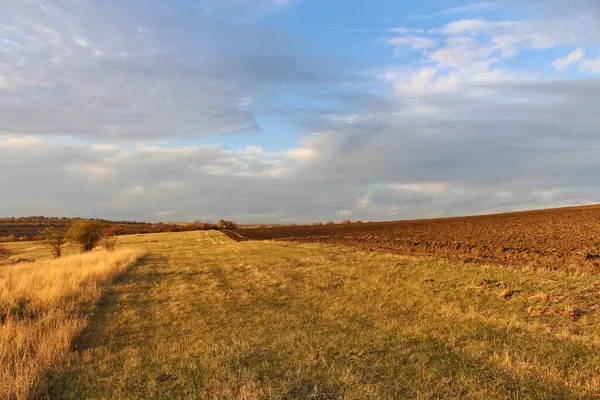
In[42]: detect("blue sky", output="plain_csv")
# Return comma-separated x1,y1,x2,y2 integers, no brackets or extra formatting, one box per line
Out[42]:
1,0,600,222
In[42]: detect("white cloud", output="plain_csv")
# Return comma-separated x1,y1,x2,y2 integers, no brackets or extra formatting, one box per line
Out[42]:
81,164,111,176
409,2,498,21
553,48,585,71
580,57,600,72
0,135,46,149
430,36,498,69
388,35,437,51
284,148,317,163
381,12,595,99
443,18,492,35
74,37,90,47
552,48,600,73
440,16,600,64
388,183,448,195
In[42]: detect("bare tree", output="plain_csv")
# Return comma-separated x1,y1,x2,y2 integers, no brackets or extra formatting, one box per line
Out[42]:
41,227,67,258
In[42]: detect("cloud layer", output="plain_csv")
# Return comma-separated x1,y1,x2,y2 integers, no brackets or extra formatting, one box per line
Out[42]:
1,0,600,222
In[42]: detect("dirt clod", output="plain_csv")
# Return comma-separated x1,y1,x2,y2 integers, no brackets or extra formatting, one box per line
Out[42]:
499,289,515,300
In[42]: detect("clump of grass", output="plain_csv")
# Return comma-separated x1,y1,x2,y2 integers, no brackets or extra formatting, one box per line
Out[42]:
528,292,550,303
0,248,144,399
499,288,515,300
0,244,11,262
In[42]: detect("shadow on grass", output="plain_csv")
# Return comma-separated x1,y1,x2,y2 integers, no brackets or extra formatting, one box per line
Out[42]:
41,253,169,397
39,251,594,400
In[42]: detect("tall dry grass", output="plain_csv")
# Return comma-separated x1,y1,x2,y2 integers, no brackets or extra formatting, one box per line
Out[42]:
0,249,144,399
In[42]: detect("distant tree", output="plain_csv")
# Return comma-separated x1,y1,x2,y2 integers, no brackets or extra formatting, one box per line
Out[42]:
100,226,118,252
41,227,66,258
340,220,353,225
312,222,324,226
325,221,335,225
67,220,103,253
216,219,238,229
193,220,213,230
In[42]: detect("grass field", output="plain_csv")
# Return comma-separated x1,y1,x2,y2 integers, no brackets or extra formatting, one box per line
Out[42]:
1,230,594,399
0,246,144,399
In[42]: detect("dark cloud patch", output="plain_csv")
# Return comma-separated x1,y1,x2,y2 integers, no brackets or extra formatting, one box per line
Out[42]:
0,0,348,140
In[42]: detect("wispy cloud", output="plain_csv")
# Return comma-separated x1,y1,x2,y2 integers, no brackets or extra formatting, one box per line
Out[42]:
553,48,585,71
387,35,437,52
408,2,499,21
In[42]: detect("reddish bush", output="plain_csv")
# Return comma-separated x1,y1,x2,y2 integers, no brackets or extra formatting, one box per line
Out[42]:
101,226,118,252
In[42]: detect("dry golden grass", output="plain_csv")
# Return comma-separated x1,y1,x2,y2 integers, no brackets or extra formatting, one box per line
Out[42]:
33,230,600,399
0,248,144,399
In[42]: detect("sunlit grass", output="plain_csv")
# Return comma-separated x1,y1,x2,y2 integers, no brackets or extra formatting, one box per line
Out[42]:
0,248,144,399
37,231,600,399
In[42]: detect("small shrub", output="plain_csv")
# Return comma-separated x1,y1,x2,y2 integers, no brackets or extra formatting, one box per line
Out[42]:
312,222,324,226
0,235,15,243
101,226,118,252
67,220,103,253
41,227,66,259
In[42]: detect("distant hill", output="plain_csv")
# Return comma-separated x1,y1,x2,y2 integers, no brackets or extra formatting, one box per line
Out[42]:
0,217,215,241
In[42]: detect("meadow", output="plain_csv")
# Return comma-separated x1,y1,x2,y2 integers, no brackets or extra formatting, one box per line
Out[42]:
0,246,144,399
2,230,600,398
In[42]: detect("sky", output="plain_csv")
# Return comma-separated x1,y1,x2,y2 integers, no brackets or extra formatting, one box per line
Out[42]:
1,0,600,223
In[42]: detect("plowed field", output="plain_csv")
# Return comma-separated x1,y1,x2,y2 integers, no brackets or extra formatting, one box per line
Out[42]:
232,205,600,270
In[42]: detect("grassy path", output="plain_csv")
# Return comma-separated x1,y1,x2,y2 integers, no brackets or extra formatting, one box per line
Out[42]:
43,231,600,399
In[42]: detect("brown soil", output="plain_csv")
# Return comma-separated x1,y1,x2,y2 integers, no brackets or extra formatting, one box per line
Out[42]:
233,205,600,271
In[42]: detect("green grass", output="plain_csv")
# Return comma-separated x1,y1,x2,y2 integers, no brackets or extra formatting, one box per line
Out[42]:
23,230,600,399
